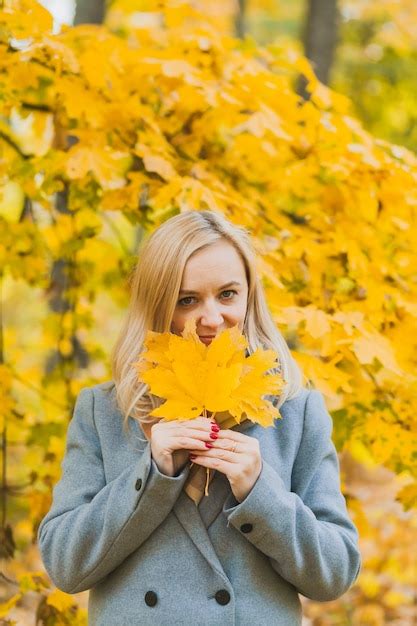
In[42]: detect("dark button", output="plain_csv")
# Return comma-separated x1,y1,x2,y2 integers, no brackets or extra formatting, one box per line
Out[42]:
135,478,143,491
215,589,231,605
144,590,157,607
240,523,253,533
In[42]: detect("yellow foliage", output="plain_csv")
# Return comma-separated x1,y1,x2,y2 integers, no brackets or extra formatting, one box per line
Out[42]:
384,589,412,608
396,481,417,511
135,319,284,426
0,0,52,39
1,0,417,622
359,572,381,598
18,571,49,593
0,182,25,223
66,145,132,190
8,108,54,157
46,589,77,612
352,603,385,626
0,593,22,618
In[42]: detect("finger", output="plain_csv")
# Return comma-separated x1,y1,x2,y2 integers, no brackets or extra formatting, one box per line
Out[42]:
153,423,215,438
214,430,252,443
175,425,220,441
189,448,239,463
158,417,216,431
187,454,236,473
170,435,214,452
201,437,243,452
188,440,241,455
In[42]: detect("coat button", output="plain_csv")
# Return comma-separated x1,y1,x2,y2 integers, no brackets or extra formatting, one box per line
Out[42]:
135,478,143,491
240,523,253,533
215,589,231,605
144,590,157,607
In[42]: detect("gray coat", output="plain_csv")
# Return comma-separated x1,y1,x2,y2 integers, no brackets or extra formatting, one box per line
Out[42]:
38,382,361,626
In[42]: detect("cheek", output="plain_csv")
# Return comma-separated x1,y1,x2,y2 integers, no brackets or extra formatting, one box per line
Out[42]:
229,301,247,325
170,310,186,333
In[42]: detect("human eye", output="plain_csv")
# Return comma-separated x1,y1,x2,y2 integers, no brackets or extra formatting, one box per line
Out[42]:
221,290,237,300
177,296,196,307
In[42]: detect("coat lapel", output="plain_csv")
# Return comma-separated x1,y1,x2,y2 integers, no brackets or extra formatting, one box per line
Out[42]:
173,491,230,583
197,471,230,528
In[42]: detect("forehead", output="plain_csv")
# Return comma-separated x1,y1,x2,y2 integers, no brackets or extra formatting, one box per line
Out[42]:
181,240,247,285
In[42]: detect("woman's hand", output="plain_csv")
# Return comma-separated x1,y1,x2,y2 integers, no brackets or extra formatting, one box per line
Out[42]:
188,429,262,503
150,417,217,477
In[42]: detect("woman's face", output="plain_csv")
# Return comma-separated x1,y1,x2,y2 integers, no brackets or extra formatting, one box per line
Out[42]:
170,239,249,345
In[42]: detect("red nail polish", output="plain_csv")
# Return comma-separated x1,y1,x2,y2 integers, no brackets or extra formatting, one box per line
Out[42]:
205,442,213,449
210,432,218,439
189,454,197,460
211,425,220,432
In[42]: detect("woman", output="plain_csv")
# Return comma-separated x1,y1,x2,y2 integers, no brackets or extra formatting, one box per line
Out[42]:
38,210,361,626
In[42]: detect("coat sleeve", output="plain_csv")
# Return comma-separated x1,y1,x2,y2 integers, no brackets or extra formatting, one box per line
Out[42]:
37,387,190,594
223,389,361,602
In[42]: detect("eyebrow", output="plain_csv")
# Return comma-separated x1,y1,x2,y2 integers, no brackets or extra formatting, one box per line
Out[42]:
179,281,242,296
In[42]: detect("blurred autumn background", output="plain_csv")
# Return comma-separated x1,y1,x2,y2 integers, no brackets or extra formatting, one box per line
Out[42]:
0,0,416,624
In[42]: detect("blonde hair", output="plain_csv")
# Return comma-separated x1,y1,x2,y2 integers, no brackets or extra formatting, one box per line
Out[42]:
110,210,304,431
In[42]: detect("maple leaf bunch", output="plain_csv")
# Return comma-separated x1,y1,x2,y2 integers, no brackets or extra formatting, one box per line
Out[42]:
133,319,285,428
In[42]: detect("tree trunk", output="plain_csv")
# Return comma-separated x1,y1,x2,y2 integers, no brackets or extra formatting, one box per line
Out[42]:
302,0,339,86
235,0,247,39
74,0,106,25
45,186,89,384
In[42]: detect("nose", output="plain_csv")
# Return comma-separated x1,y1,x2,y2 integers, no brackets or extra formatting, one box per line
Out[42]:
199,300,223,330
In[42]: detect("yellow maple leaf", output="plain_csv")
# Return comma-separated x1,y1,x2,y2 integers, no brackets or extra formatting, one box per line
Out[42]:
46,588,75,612
353,331,403,375
142,154,177,181
133,319,284,427
0,0,52,39
66,145,132,190
229,350,284,427
396,481,417,511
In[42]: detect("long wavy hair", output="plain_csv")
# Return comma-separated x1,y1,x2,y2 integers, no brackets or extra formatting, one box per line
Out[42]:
110,210,305,432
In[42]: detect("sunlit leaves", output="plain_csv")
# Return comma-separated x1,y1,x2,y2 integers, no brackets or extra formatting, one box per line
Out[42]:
0,0,52,41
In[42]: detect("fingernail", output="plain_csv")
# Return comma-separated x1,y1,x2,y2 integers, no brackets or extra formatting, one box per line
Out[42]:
205,442,213,449
189,454,197,460
211,425,220,432
210,432,218,439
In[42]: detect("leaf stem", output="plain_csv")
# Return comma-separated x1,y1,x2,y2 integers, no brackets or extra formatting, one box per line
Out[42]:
202,406,211,496
204,468,210,496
